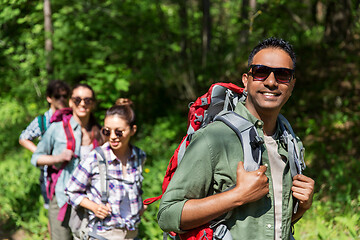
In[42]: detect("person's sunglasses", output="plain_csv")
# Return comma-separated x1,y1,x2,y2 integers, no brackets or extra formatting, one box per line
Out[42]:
54,94,69,100
71,97,94,106
101,128,124,138
248,64,294,83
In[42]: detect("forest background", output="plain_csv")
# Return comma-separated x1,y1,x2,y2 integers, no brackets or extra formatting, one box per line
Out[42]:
0,0,359,239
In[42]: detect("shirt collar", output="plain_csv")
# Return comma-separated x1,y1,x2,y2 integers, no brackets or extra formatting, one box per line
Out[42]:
69,116,80,130
104,142,136,163
48,108,54,116
234,101,282,140
234,101,264,127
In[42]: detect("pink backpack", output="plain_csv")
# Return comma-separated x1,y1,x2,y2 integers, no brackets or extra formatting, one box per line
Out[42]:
46,108,75,202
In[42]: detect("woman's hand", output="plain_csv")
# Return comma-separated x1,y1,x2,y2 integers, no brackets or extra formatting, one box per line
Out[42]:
93,203,112,219
80,198,112,220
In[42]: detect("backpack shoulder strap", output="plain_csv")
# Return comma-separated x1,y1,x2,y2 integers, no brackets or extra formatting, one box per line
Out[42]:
278,114,306,177
94,146,109,204
87,146,109,240
63,120,76,152
214,110,264,172
38,115,47,136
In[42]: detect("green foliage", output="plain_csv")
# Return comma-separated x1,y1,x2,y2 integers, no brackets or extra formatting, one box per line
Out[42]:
136,116,187,239
294,194,360,239
0,99,44,156
0,149,47,237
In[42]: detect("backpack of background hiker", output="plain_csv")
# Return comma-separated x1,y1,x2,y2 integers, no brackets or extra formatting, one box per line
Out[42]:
37,114,49,207
37,114,48,136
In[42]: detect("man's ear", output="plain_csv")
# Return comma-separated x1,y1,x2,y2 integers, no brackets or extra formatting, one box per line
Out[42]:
46,96,53,105
242,73,249,92
289,77,296,96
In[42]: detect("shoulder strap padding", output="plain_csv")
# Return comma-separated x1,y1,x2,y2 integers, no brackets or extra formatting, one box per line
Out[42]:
278,114,306,177
214,111,264,172
94,146,108,204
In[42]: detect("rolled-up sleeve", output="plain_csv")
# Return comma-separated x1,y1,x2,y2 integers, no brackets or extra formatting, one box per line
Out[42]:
157,131,214,233
65,152,95,207
19,117,40,141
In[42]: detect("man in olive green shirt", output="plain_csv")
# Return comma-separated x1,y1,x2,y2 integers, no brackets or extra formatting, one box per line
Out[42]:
157,37,315,239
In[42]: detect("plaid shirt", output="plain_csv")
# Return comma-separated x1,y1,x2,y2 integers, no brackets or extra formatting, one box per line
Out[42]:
19,109,53,141
65,142,146,231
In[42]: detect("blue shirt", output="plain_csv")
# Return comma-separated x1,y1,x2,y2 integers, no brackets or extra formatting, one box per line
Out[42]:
31,116,82,208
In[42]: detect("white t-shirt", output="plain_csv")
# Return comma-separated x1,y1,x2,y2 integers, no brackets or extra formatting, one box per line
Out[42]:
264,135,286,240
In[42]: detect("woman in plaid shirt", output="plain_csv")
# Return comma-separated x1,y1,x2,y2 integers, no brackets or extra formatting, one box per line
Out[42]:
66,98,146,240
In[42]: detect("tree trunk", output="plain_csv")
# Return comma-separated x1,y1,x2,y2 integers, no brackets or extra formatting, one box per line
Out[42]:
324,0,353,44
238,0,256,58
44,0,53,77
201,0,211,68
178,0,196,100
248,0,257,34
239,0,249,46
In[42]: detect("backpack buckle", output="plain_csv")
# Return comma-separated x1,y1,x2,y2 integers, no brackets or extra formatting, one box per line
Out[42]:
250,136,264,149
194,114,204,124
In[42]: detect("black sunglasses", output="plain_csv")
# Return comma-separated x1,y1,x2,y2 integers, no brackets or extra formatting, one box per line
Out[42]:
54,94,69,100
71,97,94,106
248,65,294,83
101,128,124,138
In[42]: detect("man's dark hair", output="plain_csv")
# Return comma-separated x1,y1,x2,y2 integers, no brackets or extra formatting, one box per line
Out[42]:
46,80,70,98
248,37,296,69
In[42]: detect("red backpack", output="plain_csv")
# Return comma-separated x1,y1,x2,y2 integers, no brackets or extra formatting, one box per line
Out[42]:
144,83,267,240
144,82,306,240
143,82,251,205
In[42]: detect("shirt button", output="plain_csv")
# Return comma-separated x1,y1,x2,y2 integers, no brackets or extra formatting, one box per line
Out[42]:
264,163,269,168
256,121,263,127
266,193,270,198
267,224,272,229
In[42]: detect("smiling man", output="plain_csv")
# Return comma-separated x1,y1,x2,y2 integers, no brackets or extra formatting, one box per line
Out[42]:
158,37,315,240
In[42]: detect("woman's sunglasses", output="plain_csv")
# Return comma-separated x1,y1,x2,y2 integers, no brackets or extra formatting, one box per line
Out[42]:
248,64,294,83
101,128,124,138
71,97,94,106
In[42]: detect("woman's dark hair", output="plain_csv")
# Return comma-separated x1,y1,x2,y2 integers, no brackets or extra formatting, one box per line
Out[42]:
71,83,96,100
105,98,136,128
248,37,296,69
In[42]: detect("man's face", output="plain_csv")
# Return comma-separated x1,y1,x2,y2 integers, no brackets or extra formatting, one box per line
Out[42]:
47,89,69,110
242,48,296,118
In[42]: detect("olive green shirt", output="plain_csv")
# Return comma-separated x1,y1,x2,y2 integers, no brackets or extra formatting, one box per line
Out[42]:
157,102,300,240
